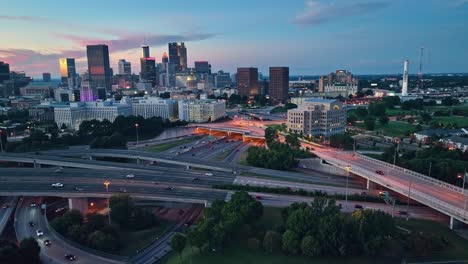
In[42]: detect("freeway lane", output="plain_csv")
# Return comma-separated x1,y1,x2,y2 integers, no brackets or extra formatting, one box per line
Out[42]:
15,197,125,264
0,196,17,235
312,147,468,223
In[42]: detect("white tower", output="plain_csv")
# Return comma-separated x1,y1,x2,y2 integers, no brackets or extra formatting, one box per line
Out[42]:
402,60,409,96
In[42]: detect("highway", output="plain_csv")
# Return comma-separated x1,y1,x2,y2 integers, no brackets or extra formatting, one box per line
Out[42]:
15,197,125,264
0,196,17,235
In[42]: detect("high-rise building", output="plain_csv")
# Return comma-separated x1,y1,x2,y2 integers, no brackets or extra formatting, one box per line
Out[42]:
236,67,259,97
42,73,51,82
118,59,131,75
140,46,157,86
168,42,187,73
214,71,231,88
59,58,76,84
162,52,169,63
194,61,211,75
0,61,10,83
402,60,409,96
287,98,346,138
269,67,289,101
86,44,111,91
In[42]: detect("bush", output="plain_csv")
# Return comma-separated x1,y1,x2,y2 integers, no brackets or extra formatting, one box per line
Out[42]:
263,230,282,253
247,238,260,251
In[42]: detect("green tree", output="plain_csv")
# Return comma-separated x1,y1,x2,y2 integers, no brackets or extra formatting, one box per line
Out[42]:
364,117,376,131
247,237,260,251
87,231,119,253
379,116,389,126
109,194,134,229
0,240,20,263
368,102,386,117
171,234,186,258
347,115,358,125
263,230,282,253
301,235,320,257
285,134,301,149
19,238,41,264
85,213,107,232
282,230,300,255
66,224,89,244
354,107,368,118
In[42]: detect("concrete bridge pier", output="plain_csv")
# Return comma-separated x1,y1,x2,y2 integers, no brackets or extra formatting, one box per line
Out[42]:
68,198,88,215
33,161,41,168
449,217,465,230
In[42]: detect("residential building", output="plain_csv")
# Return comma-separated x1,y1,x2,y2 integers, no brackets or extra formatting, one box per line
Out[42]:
20,82,53,98
118,59,131,75
414,129,467,144
42,73,51,82
54,100,132,130
132,97,178,120
86,44,111,91
287,98,346,138
269,67,289,101
236,67,259,97
178,99,226,123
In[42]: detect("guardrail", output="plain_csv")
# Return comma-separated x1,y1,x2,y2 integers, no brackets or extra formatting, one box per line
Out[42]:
356,153,466,195
325,157,468,223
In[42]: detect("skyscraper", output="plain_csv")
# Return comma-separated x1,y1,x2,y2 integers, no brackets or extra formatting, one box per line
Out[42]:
162,52,169,63
269,67,289,101
118,59,131,75
195,61,211,75
86,44,111,91
59,58,76,83
168,42,187,73
402,60,409,96
0,61,10,83
237,67,259,97
140,46,157,86
42,73,51,82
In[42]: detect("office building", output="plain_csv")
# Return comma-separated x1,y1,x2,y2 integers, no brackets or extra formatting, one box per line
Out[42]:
236,68,259,97
59,58,76,84
42,73,51,82
20,82,53,99
29,104,55,122
118,59,131,75
214,71,231,88
287,98,346,138
269,67,289,101
54,87,76,102
323,83,358,96
86,44,111,91
0,61,9,83
140,46,157,86
318,70,357,93
178,99,226,123
132,97,178,120
162,52,169,63
80,81,97,102
142,45,150,58
54,100,132,130
168,42,187,73
195,61,211,75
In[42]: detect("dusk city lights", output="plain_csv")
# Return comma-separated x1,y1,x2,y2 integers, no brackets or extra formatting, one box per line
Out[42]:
0,1,468,263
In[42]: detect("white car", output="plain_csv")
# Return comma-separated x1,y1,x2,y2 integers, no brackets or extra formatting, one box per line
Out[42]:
51,183,64,188
125,174,135,179
54,167,63,173
36,229,44,236
204,173,214,176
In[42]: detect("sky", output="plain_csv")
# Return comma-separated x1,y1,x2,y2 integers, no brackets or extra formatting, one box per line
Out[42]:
0,0,467,78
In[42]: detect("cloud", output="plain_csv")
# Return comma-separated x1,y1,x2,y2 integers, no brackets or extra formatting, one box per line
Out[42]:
292,0,390,26
0,15,52,22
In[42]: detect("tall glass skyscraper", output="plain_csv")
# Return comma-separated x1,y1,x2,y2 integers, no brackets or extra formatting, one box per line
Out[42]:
86,45,111,91
168,42,187,73
59,58,76,84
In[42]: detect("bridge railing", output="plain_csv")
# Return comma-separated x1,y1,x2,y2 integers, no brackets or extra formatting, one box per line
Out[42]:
356,153,466,195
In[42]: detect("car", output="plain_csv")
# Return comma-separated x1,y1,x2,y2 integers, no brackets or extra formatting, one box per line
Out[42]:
30,202,37,207
44,240,51,246
28,222,34,227
55,207,65,213
354,204,363,210
398,211,408,215
165,187,174,191
54,168,63,173
204,173,214,176
36,229,44,236
73,187,83,191
192,177,200,181
255,195,262,200
126,174,135,179
51,183,64,188
64,254,76,261
375,170,384,175
119,188,127,193
2,204,9,209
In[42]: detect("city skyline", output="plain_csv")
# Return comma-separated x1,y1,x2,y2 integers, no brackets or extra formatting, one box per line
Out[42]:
1,0,468,78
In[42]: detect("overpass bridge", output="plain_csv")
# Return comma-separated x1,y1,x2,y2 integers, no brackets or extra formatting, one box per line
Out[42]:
313,148,468,229
194,124,265,142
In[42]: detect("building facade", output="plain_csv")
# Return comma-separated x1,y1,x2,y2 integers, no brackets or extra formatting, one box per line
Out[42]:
214,71,231,88
86,45,111,91
318,70,357,94
0,61,9,84
118,59,131,75
236,67,259,97
287,98,346,138
54,100,132,130
59,58,76,84
132,97,178,120
42,73,51,82
178,99,226,123
269,67,289,101
168,42,187,73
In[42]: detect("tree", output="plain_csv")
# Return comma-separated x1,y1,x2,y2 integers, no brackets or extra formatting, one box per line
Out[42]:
0,240,20,263
171,234,186,258
264,127,277,145
85,213,107,232
66,224,89,244
285,134,301,149
87,231,119,253
354,107,368,118
301,235,320,257
282,230,300,255
368,102,386,117
19,238,41,264
159,92,170,99
247,237,260,251
364,117,376,131
109,194,134,229
347,115,358,126
263,230,282,253
379,116,389,126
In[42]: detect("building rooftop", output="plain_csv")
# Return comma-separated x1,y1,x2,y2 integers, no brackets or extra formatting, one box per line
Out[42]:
441,136,468,145
304,98,338,104
415,129,466,136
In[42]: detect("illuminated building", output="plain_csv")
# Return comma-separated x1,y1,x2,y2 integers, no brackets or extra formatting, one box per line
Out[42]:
59,58,76,85
86,45,111,91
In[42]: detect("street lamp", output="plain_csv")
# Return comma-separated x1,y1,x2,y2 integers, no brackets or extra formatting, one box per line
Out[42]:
345,165,351,209
104,180,110,192
103,180,111,224
135,123,139,145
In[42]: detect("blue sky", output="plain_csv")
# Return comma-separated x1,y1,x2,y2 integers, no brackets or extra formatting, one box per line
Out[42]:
0,0,467,78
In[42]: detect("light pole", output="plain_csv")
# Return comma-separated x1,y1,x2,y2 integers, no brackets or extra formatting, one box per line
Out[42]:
104,180,110,224
345,165,351,209
135,123,139,145
393,143,399,166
